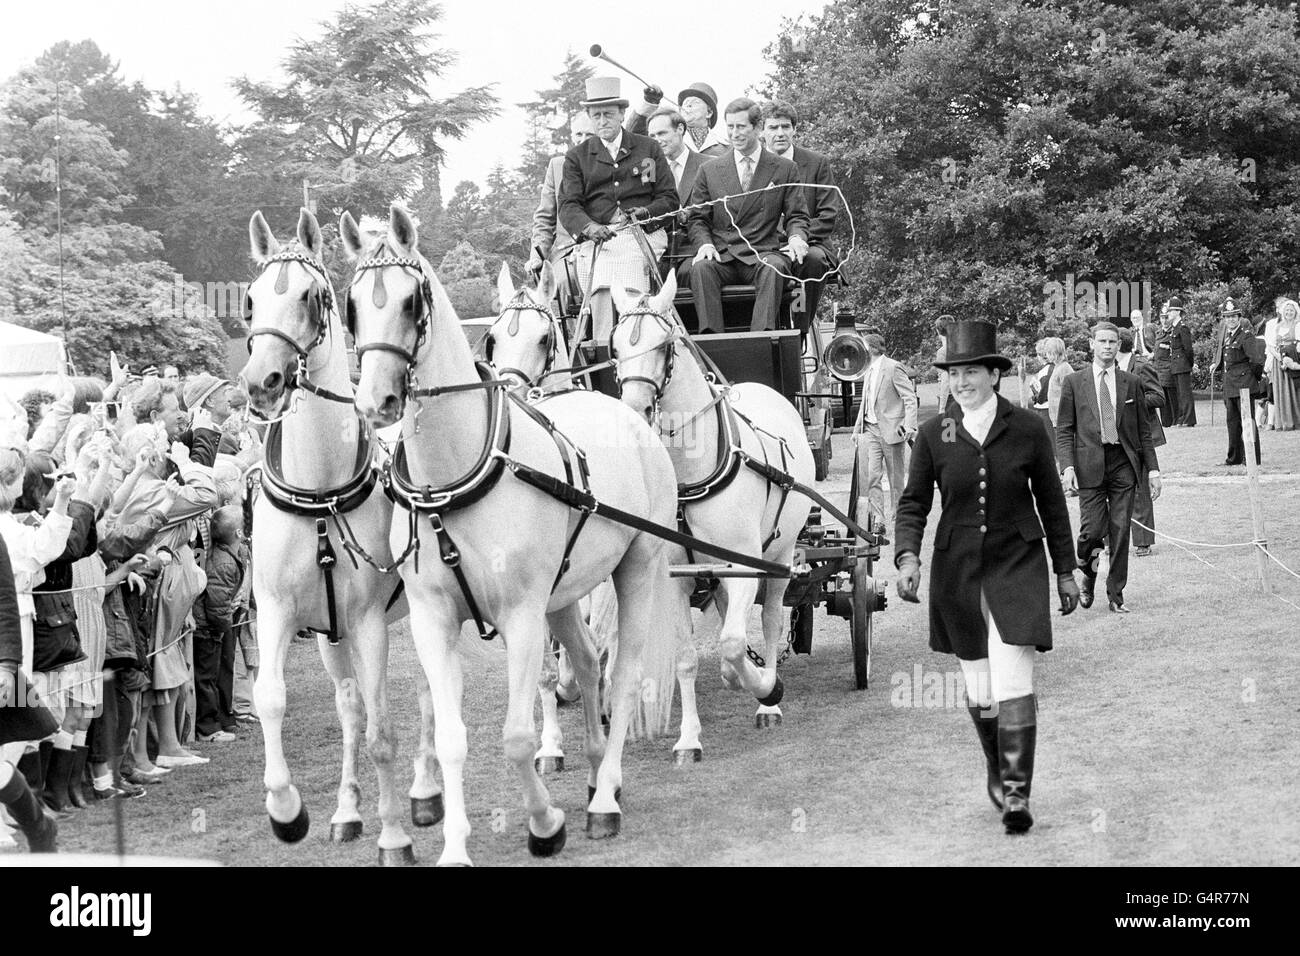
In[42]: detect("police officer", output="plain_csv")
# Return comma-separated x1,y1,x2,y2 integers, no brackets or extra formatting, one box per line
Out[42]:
1167,297,1197,426
1213,298,1266,465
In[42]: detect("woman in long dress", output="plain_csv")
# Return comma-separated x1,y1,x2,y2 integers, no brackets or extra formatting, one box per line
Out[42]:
1264,298,1299,430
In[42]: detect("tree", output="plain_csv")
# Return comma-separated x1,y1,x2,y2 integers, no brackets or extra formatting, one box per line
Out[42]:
232,0,498,224
438,240,496,318
517,51,594,184
762,0,1300,360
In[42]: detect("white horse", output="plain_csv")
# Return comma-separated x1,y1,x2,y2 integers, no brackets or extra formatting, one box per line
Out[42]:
240,208,441,866
342,203,682,866
610,273,815,751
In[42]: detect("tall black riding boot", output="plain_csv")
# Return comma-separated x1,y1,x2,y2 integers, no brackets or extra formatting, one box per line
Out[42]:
42,746,79,814
16,749,43,791
67,745,91,809
0,769,59,852
967,706,1003,810
997,694,1037,834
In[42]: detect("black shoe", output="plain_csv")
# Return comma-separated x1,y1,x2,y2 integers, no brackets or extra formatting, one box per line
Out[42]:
1079,575,1096,609
112,777,147,799
998,695,1037,834
67,746,91,809
1108,598,1129,613
967,706,1003,811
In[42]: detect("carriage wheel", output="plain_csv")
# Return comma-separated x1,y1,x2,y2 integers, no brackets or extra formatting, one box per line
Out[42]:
850,547,875,690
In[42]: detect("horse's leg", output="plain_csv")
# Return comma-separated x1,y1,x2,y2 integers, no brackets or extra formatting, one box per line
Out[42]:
754,582,788,728
409,668,444,826
349,609,415,865
500,605,566,857
555,645,582,703
316,638,364,843
254,603,309,841
715,578,776,701
672,601,703,763
546,603,605,797
406,594,473,867
534,638,565,773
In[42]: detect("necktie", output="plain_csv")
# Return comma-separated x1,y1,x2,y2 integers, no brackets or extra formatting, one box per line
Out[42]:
740,156,754,191
1099,369,1118,444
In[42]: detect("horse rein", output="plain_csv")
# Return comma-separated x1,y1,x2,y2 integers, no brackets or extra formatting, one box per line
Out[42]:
610,305,683,417
245,249,352,410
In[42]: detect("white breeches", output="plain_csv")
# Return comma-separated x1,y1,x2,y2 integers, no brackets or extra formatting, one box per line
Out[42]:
959,590,1035,707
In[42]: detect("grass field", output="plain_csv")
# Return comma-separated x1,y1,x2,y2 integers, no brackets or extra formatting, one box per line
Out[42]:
47,404,1300,866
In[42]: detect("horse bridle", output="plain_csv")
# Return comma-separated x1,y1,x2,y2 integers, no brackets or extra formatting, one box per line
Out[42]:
244,249,351,406
610,304,681,409
485,293,559,388
345,250,434,398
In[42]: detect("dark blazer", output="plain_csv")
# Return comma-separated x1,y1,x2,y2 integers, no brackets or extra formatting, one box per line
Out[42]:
1056,365,1159,487
894,397,1076,658
787,146,839,251
1123,352,1167,448
1168,322,1194,374
1147,325,1174,386
668,150,707,260
31,499,97,673
559,132,677,238
1212,323,1266,393
687,147,810,264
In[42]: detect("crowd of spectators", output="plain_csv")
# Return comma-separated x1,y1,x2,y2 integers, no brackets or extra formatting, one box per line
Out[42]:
0,357,263,853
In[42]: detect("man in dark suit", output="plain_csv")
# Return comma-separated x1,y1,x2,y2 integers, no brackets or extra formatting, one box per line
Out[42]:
687,98,811,333
761,102,840,337
1212,297,1266,466
1117,329,1167,557
1166,297,1197,426
646,108,706,285
1056,321,1162,613
560,77,679,340
1148,304,1176,427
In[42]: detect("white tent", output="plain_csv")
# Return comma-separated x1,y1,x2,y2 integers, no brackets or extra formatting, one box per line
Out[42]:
0,320,69,399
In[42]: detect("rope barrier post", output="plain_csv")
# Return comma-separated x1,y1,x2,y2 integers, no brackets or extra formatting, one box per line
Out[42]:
1240,385,1272,593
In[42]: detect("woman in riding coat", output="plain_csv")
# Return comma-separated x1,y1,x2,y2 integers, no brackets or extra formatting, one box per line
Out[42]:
894,319,1079,835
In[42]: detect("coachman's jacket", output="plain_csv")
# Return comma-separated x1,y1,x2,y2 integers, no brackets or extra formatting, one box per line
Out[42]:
894,397,1076,660
559,132,678,237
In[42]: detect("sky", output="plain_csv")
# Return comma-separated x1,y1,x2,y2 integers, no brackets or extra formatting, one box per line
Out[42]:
2,0,831,193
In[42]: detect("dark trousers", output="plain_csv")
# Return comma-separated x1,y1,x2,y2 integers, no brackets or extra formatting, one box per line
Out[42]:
1224,394,1261,465
1130,467,1155,548
690,253,791,332
1174,371,1197,425
1160,385,1177,427
1077,445,1137,602
790,246,831,337
87,672,133,766
194,627,237,736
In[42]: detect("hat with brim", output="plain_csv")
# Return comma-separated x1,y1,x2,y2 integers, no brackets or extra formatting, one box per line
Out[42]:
582,76,629,110
931,319,1013,372
678,82,719,128
183,374,229,412
1221,297,1241,317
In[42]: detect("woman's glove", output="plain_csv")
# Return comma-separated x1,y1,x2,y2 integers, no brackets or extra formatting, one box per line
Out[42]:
896,553,922,603
1057,571,1080,615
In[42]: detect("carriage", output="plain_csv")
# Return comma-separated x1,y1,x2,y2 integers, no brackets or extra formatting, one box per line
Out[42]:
474,232,889,690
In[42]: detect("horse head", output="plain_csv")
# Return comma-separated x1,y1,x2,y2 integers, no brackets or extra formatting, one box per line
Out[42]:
485,262,561,389
342,204,435,428
240,208,337,417
610,272,680,423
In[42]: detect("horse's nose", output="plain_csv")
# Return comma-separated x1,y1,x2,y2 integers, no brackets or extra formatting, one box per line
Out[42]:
642,404,654,423
262,369,283,393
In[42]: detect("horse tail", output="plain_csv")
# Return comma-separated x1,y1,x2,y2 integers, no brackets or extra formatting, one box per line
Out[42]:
624,548,684,741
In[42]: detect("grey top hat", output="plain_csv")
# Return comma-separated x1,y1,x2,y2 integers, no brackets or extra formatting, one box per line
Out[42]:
582,76,629,109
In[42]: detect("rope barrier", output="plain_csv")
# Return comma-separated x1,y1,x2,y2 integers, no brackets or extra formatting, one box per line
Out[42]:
1129,520,1261,550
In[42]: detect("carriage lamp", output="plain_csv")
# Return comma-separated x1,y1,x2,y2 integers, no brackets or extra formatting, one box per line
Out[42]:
824,307,869,382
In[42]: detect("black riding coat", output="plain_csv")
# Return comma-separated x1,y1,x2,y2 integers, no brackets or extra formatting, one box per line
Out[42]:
894,397,1076,660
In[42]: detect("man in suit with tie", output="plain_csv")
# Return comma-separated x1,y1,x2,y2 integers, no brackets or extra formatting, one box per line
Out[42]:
853,334,918,526
647,108,706,285
687,98,811,333
761,102,840,338
1056,322,1162,612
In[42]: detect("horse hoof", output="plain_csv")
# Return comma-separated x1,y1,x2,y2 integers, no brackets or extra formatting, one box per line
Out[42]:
411,794,444,827
527,821,567,858
754,707,783,729
587,785,622,806
585,812,621,840
378,844,417,867
757,674,784,707
534,755,565,774
270,806,310,844
330,820,363,843
673,748,703,765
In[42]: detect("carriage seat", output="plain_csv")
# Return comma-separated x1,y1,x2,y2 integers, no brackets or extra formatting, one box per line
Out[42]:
670,281,798,334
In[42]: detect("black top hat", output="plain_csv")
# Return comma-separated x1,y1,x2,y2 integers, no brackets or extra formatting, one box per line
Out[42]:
932,319,1012,372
